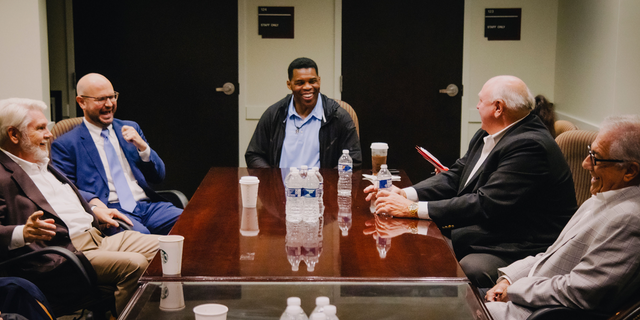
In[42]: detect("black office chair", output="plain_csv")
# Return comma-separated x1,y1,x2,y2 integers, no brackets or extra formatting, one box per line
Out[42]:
0,247,115,320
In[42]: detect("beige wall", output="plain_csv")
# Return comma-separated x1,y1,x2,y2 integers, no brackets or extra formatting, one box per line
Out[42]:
238,0,340,166
0,0,50,119
554,0,640,130
461,0,559,155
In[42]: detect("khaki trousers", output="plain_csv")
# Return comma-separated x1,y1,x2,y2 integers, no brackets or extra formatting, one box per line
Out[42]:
72,229,159,314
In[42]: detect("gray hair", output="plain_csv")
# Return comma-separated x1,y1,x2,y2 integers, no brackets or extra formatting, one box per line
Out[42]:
0,98,47,146
600,115,640,164
490,78,535,113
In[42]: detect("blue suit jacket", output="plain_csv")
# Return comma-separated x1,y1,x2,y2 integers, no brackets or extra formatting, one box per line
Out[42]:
50,119,166,205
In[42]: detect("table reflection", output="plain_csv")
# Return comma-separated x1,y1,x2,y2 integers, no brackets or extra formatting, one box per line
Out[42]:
286,215,324,272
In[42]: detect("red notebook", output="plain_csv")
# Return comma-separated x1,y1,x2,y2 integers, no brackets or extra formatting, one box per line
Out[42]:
415,145,449,171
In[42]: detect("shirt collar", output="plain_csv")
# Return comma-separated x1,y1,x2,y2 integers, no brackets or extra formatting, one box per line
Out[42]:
287,95,325,123
594,185,639,203
83,118,113,136
484,113,529,144
0,148,49,174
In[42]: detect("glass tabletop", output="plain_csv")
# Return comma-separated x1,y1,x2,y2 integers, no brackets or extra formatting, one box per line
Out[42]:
120,281,492,320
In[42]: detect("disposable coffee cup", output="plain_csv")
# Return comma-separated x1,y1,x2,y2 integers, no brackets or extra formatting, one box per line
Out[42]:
371,142,389,175
194,303,229,320
159,282,185,311
240,207,259,236
158,235,184,276
239,176,260,208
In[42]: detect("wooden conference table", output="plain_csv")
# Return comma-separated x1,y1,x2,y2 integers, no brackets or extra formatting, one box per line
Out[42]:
141,167,467,282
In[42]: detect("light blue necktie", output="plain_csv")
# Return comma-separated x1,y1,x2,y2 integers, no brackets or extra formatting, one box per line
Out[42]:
101,129,137,212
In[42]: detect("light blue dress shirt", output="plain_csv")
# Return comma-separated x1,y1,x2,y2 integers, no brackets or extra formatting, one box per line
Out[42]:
279,96,324,168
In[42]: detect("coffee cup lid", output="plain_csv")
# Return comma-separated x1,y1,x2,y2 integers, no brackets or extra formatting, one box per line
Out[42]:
370,142,389,149
240,176,259,184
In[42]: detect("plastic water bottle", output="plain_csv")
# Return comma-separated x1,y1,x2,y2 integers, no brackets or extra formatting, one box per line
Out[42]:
310,297,330,317
337,150,352,196
282,305,308,320
285,220,303,271
302,220,320,272
312,167,324,200
377,164,393,191
302,168,320,221
280,297,308,320
337,196,352,236
376,235,392,259
323,305,339,320
285,168,303,222
300,165,309,179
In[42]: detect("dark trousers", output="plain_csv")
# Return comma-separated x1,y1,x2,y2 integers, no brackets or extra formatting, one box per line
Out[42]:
0,277,53,320
459,253,516,288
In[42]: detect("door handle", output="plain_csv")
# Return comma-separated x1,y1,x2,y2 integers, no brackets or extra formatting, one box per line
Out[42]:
439,84,459,97
216,82,235,95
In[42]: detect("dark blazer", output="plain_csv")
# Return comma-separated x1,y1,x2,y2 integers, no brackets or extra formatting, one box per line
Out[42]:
0,151,97,280
50,119,166,204
414,114,577,260
245,94,362,169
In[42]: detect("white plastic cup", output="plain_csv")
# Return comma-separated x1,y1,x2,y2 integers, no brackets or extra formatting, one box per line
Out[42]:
194,303,229,320
159,282,185,311
370,142,389,175
239,176,260,208
240,207,259,236
158,235,184,275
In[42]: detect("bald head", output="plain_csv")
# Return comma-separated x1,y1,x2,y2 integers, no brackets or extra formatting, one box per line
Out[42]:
485,75,534,115
476,75,534,134
76,73,113,96
76,73,118,128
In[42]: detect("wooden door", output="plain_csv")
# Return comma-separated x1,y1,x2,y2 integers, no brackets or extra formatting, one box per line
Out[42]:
342,1,464,183
73,1,239,198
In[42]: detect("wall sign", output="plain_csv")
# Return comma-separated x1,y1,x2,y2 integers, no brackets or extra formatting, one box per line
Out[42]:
485,8,521,41
258,6,294,39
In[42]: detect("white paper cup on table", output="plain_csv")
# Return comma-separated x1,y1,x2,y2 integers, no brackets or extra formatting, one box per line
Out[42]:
159,282,185,311
239,176,260,208
194,303,229,320
158,235,184,275
371,142,389,175
240,207,259,236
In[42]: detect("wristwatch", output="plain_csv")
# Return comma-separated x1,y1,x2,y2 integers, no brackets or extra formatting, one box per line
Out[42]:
90,205,97,212
407,202,419,218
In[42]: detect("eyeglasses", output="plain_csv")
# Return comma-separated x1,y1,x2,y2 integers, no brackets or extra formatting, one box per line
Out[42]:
587,144,625,167
80,92,119,104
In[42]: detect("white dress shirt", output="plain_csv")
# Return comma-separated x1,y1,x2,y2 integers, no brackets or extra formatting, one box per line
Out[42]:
83,119,150,203
1,149,94,249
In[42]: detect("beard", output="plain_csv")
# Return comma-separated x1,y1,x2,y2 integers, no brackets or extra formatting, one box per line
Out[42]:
20,132,49,165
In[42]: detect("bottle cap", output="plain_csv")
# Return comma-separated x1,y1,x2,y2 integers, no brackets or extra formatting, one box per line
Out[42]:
316,296,330,306
286,305,303,314
323,305,337,315
342,149,349,153
287,297,301,306
301,165,308,170
380,164,388,169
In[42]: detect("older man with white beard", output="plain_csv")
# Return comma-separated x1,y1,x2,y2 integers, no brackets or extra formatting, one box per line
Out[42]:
0,98,159,316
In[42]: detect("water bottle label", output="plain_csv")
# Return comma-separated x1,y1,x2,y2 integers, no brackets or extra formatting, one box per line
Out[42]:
379,179,391,189
302,188,317,198
339,164,352,173
287,188,299,197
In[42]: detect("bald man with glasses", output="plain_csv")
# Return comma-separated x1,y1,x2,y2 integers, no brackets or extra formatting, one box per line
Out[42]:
51,73,182,235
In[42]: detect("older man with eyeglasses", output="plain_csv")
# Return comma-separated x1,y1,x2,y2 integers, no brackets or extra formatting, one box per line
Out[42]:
50,73,182,235
485,115,640,320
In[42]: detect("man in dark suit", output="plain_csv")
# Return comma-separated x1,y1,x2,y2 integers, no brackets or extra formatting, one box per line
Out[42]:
51,73,181,235
0,98,159,314
366,75,577,287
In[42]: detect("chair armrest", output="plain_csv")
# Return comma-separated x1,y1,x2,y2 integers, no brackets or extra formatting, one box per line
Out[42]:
157,190,189,209
0,247,93,289
113,217,133,231
526,306,609,320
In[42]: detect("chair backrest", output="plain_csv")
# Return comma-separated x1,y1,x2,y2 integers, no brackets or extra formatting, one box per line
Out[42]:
556,129,599,206
555,120,579,137
49,117,84,153
333,99,359,138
